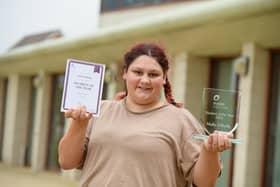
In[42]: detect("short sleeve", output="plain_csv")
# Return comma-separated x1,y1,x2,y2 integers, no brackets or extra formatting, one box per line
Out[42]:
180,133,203,185
178,109,204,185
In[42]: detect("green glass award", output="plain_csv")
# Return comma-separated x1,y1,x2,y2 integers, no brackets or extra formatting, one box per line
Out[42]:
193,88,242,144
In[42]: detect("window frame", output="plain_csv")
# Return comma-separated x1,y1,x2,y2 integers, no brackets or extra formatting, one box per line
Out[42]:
101,0,192,13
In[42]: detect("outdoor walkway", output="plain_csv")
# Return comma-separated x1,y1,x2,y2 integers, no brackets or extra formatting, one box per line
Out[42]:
0,163,78,187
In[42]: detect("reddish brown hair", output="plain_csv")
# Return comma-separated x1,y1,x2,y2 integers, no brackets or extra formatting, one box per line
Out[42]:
120,42,182,107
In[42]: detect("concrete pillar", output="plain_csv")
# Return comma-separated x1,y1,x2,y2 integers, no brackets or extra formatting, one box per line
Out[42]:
171,53,209,119
106,64,117,100
2,75,31,165
185,54,210,119
172,53,187,104
233,43,269,187
31,73,52,171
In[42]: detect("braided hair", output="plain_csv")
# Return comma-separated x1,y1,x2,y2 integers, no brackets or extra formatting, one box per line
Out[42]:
121,42,182,108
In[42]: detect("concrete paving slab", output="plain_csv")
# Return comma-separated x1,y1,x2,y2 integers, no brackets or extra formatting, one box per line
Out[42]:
0,163,78,187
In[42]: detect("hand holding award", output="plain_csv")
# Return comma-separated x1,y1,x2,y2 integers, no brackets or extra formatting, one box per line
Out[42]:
193,88,242,144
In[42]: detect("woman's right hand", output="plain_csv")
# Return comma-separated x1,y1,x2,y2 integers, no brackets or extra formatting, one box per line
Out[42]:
64,106,93,126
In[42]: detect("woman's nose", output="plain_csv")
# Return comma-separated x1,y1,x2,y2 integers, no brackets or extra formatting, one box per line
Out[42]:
140,75,151,84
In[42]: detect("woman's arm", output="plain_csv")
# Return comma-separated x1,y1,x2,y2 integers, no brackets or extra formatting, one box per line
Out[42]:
193,131,233,187
58,106,92,170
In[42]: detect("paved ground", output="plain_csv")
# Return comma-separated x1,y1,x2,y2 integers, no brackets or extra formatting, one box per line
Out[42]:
0,163,78,187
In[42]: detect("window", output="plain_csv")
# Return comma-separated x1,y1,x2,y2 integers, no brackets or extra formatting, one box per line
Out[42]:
101,0,188,12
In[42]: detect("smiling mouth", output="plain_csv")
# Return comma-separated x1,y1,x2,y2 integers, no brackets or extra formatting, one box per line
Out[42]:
137,86,152,92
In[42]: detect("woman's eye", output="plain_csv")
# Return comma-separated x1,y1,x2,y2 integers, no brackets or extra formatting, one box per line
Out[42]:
149,73,159,78
133,70,142,75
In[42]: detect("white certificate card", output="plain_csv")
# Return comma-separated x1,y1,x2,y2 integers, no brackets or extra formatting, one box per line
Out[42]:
60,59,105,116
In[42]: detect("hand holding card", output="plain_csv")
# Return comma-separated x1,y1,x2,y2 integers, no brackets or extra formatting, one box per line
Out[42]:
60,59,105,116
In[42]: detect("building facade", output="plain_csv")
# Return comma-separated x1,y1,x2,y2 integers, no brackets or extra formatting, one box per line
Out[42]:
0,1,280,186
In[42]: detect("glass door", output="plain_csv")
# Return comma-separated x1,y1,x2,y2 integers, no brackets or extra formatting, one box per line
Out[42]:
46,74,65,170
210,58,239,187
24,78,37,166
0,79,8,161
264,52,280,187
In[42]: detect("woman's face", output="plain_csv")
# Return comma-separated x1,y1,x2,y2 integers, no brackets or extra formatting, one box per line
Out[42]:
123,55,166,105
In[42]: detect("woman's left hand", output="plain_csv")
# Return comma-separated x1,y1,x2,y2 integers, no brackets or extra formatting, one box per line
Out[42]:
204,131,233,152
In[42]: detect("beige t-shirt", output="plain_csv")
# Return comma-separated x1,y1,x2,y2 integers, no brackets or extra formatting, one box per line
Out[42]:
79,100,204,187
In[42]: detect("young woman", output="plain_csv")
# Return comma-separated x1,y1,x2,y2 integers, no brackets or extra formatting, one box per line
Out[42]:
58,43,233,187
